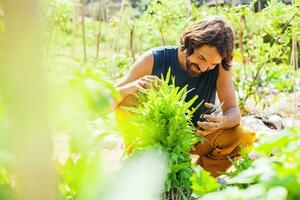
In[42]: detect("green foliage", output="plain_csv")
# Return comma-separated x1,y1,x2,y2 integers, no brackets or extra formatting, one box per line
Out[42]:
52,62,119,199
225,146,253,178
109,7,139,57
48,60,121,154
58,152,103,200
69,64,121,116
190,166,220,197
1,0,299,199
137,0,191,49
46,60,120,200
43,0,73,34
202,127,300,200
0,166,14,200
0,166,10,187
120,69,202,195
227,2,299,110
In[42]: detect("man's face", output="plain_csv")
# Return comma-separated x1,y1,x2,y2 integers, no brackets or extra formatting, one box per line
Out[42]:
185,45,222,77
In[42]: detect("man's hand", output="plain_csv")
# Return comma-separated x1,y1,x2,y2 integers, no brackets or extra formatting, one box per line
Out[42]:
121,75,162,96
135,75,162,93
114,75,161,108
196,102,225,137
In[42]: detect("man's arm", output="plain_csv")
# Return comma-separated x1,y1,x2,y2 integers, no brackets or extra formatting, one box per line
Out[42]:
196,65,240,136
114,50,159,107
216,65,241,129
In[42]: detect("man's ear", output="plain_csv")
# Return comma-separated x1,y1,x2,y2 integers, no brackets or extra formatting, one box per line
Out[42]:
221,58,231,71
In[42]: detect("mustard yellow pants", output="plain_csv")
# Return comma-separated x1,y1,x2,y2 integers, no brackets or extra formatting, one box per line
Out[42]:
191,126,256,177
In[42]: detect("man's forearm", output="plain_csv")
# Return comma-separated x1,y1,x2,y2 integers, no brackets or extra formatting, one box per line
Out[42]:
113,81,139,108
221,107,241,129
113,84,132,108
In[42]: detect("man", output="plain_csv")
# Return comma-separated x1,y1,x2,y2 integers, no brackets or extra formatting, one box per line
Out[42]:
114,16,255,177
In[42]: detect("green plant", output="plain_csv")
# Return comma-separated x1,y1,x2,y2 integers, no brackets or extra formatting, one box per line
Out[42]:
199,127,300,200
119,69,202,199
224,146,253,178
190,166,220,197
137,0,191,50
58,152,103,200
43,0,73,34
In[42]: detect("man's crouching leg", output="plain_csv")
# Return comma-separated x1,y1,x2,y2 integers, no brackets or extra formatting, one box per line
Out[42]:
191,125,256,177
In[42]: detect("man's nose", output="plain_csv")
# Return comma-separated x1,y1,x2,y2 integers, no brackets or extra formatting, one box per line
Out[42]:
198,64,208,72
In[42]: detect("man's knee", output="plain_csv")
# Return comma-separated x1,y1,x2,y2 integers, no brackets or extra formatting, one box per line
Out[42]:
230,125,256,148
212,125,256,154
196,126,256,177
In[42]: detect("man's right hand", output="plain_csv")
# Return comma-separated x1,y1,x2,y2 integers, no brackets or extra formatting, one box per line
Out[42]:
134,75,162,93
114,51,156,108
114,75,161,108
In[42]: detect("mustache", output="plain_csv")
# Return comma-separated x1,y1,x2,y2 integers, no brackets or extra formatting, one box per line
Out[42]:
185,60,199,71
184,55,199,70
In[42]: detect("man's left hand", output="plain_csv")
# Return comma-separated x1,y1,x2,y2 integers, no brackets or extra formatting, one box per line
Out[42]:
196,103,225,137
196,114,225,136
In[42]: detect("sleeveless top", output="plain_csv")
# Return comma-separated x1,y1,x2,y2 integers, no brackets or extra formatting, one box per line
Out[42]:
151,46,219,126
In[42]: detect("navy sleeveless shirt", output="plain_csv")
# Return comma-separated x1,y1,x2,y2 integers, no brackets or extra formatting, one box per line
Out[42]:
151,46,219,126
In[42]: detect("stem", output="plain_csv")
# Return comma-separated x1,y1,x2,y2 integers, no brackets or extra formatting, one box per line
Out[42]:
291,34,298,123
243,63,264,103
129,25,135,61
215,0,218,14
159,25,166,45
241,14,251,40
238,19,245,67
120,0,126,13
80,0,87,62
71,0,77,57
95,0,102,59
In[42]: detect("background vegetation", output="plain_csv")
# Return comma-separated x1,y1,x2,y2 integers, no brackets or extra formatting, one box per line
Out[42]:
0,0,299,199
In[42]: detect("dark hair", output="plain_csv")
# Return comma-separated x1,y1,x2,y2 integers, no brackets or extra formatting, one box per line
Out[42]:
179,16,234,70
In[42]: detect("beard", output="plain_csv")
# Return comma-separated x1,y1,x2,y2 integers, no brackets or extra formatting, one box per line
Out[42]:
184,55,202,77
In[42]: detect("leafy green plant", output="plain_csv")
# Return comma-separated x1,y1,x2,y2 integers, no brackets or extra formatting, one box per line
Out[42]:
224,146,253,178
58,152,103,200
190,166,220,197
137,0,191,50
43,0,73,34
119,69,202,199
0,165,15,200
202,127,300,200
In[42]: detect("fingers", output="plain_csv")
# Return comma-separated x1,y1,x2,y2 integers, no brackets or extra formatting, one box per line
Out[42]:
196,122,223,137
204,102,214,109
197,121,219,132
136,84,147,93
196,129,212,137
138,79,150,88
203,114,221,122
144,75,162,86
137,75,162,92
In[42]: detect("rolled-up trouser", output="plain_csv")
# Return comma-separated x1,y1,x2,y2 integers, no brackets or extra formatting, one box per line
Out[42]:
190,126,256,177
